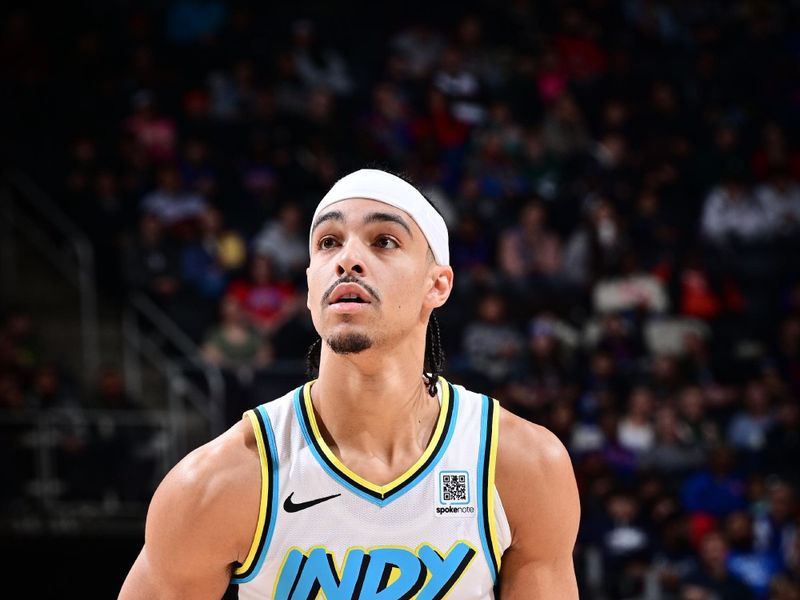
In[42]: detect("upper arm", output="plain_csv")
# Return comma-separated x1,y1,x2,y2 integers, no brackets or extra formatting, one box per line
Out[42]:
119,421,261,600
495,410,580,599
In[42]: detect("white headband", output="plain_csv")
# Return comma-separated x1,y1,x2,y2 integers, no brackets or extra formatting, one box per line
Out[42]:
310,169,449,265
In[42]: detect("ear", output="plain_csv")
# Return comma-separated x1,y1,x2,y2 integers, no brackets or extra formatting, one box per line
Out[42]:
425,265,454,310
306,266,312,311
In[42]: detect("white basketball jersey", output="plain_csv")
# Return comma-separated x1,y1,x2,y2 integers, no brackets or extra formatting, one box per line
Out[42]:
230,377,511,599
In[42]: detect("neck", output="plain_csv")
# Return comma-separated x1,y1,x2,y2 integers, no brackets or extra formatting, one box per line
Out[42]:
311,334,439,464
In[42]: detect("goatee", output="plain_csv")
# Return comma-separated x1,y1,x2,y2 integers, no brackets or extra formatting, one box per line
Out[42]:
327,332,373,354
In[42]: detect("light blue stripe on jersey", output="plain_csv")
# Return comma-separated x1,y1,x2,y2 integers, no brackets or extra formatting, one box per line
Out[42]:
231,404,280,584
476,394,497,582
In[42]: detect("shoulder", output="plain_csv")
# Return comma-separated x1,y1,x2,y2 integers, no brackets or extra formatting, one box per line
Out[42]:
145,417,262,572
496,406,574,488
495,406,579,554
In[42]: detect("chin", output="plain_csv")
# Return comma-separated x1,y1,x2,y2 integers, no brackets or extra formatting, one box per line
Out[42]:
326,331,373,355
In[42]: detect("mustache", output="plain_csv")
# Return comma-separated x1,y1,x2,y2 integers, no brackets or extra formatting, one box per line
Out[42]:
321,275,381,305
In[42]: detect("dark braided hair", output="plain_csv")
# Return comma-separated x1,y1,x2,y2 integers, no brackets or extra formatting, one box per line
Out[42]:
305,312,445,396
305,168,447,396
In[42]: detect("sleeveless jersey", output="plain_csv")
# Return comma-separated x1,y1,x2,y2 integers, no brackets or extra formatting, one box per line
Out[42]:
230,377,511,599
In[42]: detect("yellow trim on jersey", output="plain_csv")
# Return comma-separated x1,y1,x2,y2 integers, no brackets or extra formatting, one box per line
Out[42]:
233,409,270,576
301,377,451,495
487,398,502,571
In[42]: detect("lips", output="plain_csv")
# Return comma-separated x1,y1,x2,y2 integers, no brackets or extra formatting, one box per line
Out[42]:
328,283,372,305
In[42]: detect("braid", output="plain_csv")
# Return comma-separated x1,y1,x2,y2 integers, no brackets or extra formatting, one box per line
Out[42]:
423,312,445,396
304,312,445,394
306,337,322,379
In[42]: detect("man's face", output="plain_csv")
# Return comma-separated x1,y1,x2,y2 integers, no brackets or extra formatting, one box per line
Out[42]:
307,197,452,355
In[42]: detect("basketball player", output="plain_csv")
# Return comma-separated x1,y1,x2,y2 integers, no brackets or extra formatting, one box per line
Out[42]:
119,169,580,599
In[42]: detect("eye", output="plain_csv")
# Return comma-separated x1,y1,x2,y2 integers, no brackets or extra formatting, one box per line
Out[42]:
318,236,339,250
374,235,399,249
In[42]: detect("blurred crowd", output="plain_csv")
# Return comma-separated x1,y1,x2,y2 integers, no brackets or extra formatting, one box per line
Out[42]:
3,0,800,597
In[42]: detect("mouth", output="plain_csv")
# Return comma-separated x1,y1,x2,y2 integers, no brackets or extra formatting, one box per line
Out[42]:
328,283,373,306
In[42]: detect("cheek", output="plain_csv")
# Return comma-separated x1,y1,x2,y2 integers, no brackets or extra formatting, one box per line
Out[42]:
306,268,323,309
390,270,426,312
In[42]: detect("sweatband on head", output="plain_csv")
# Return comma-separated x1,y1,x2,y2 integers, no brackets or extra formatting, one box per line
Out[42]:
310,169,450,265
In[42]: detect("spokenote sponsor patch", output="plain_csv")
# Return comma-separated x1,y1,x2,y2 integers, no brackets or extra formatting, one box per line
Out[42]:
435,470,476,517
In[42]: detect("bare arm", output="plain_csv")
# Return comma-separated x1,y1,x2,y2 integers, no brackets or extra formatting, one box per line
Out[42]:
495,409,580,599
119,420,261,600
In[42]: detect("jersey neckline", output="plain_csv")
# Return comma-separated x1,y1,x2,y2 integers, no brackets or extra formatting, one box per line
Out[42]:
293,377,458,507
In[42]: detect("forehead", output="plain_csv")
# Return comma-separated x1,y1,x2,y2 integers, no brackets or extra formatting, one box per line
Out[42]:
311,197,424,238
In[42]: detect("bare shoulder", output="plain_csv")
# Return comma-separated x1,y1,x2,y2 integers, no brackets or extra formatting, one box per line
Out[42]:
145,418,262,576
496,407,572,478
119,417,263,598
493,406,580,597
494,406,579,554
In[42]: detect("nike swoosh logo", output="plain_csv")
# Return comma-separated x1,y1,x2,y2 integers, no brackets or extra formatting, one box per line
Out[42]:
283,492,342,513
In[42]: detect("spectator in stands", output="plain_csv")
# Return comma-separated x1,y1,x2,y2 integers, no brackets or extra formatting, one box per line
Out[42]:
753,480,797,569
595,489,652,599
681,530,756,600
390,23,444,80
226,254,301,336
629,190,680,271
180,206,245,300
178,137,218,200
433,46,485,126
751,122,800,182
758,166,800,239
202,295,272,425
541,93,590,159
411,86,471,171
140,165,208,237
701,167,770,246
678,385,722,448
124,213,182,307
640,405,706,482
681,445,748,519
593,251,669,316
251,202,308,284
504,314,575,422
358,82,414,166
518,127,562,201
618,385,656,455
206,60,258,122
725,510,783,598
562,197,629,290
460,292,523,391
202,295,271,376
449,212,494,289
124,90,177,164
289,19,353,96
727,379,775,462
594,312,646,377
498,199,562,294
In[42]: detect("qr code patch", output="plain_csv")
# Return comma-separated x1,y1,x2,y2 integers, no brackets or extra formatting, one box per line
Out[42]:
441,473,467,502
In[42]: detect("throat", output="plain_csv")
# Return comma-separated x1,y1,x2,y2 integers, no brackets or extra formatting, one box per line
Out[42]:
307,380,442,485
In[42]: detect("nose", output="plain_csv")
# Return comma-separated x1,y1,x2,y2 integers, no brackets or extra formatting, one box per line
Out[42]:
335,239,365,277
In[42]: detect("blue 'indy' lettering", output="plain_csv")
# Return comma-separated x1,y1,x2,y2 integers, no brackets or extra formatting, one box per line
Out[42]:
274,541,476,599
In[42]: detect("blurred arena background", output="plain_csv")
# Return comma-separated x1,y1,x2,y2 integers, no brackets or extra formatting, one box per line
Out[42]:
1,1,799,598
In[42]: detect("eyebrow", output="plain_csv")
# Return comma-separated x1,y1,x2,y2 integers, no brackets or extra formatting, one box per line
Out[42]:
311,210,344,234
311,209,414,238
363,211,413,237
